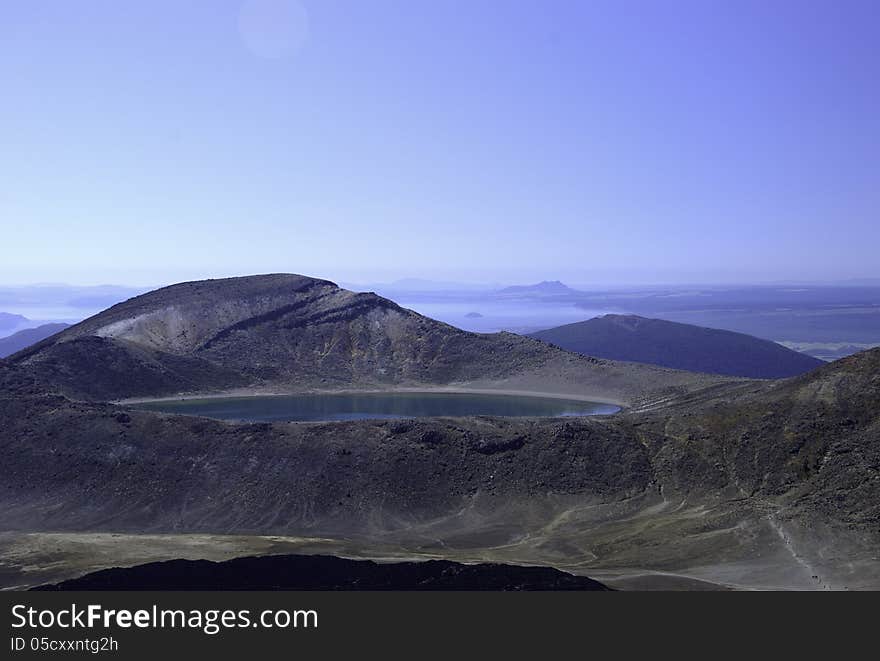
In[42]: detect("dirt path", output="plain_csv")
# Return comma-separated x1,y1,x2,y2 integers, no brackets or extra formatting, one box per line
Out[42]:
767,512,831,590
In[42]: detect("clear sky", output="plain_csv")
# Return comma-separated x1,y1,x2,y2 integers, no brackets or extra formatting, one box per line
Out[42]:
2,0,878,286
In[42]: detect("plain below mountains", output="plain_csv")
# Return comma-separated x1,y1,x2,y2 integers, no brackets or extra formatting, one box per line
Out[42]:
529,314,824,378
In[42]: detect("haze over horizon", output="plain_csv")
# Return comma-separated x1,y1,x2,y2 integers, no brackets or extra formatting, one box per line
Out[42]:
3,274,880,292
3,0,879,286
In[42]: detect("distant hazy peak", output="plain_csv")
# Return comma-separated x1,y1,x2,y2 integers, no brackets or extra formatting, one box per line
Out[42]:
0,323,70,358
0,311,29,329
498,280,577,295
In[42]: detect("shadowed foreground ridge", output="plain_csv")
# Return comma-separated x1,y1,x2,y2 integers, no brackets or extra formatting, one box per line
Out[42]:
32,554,610,591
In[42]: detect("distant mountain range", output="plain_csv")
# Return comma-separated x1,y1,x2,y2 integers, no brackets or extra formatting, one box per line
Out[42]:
529,314,824,378
0,323,69,358
0,311,28,332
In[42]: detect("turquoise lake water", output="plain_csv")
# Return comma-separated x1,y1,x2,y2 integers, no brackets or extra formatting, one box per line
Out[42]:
133,392,619,422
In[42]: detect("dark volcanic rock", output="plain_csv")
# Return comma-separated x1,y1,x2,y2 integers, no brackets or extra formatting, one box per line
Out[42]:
0,391,654,532
470,435,527,454
33,554,610,591
15,335,248,401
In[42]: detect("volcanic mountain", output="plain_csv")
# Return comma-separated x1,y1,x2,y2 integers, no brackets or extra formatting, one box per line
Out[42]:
530,314,824,378
9,274,718,403
1,274,877,590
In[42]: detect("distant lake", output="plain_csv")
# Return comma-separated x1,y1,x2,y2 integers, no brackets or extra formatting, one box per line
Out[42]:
132,392,619,422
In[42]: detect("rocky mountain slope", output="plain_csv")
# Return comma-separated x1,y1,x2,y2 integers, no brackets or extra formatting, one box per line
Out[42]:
1,344,877,589
530,314,824,378
9,274,721,403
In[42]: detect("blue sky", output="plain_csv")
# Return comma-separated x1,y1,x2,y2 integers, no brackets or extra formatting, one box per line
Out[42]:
1,0,878,286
